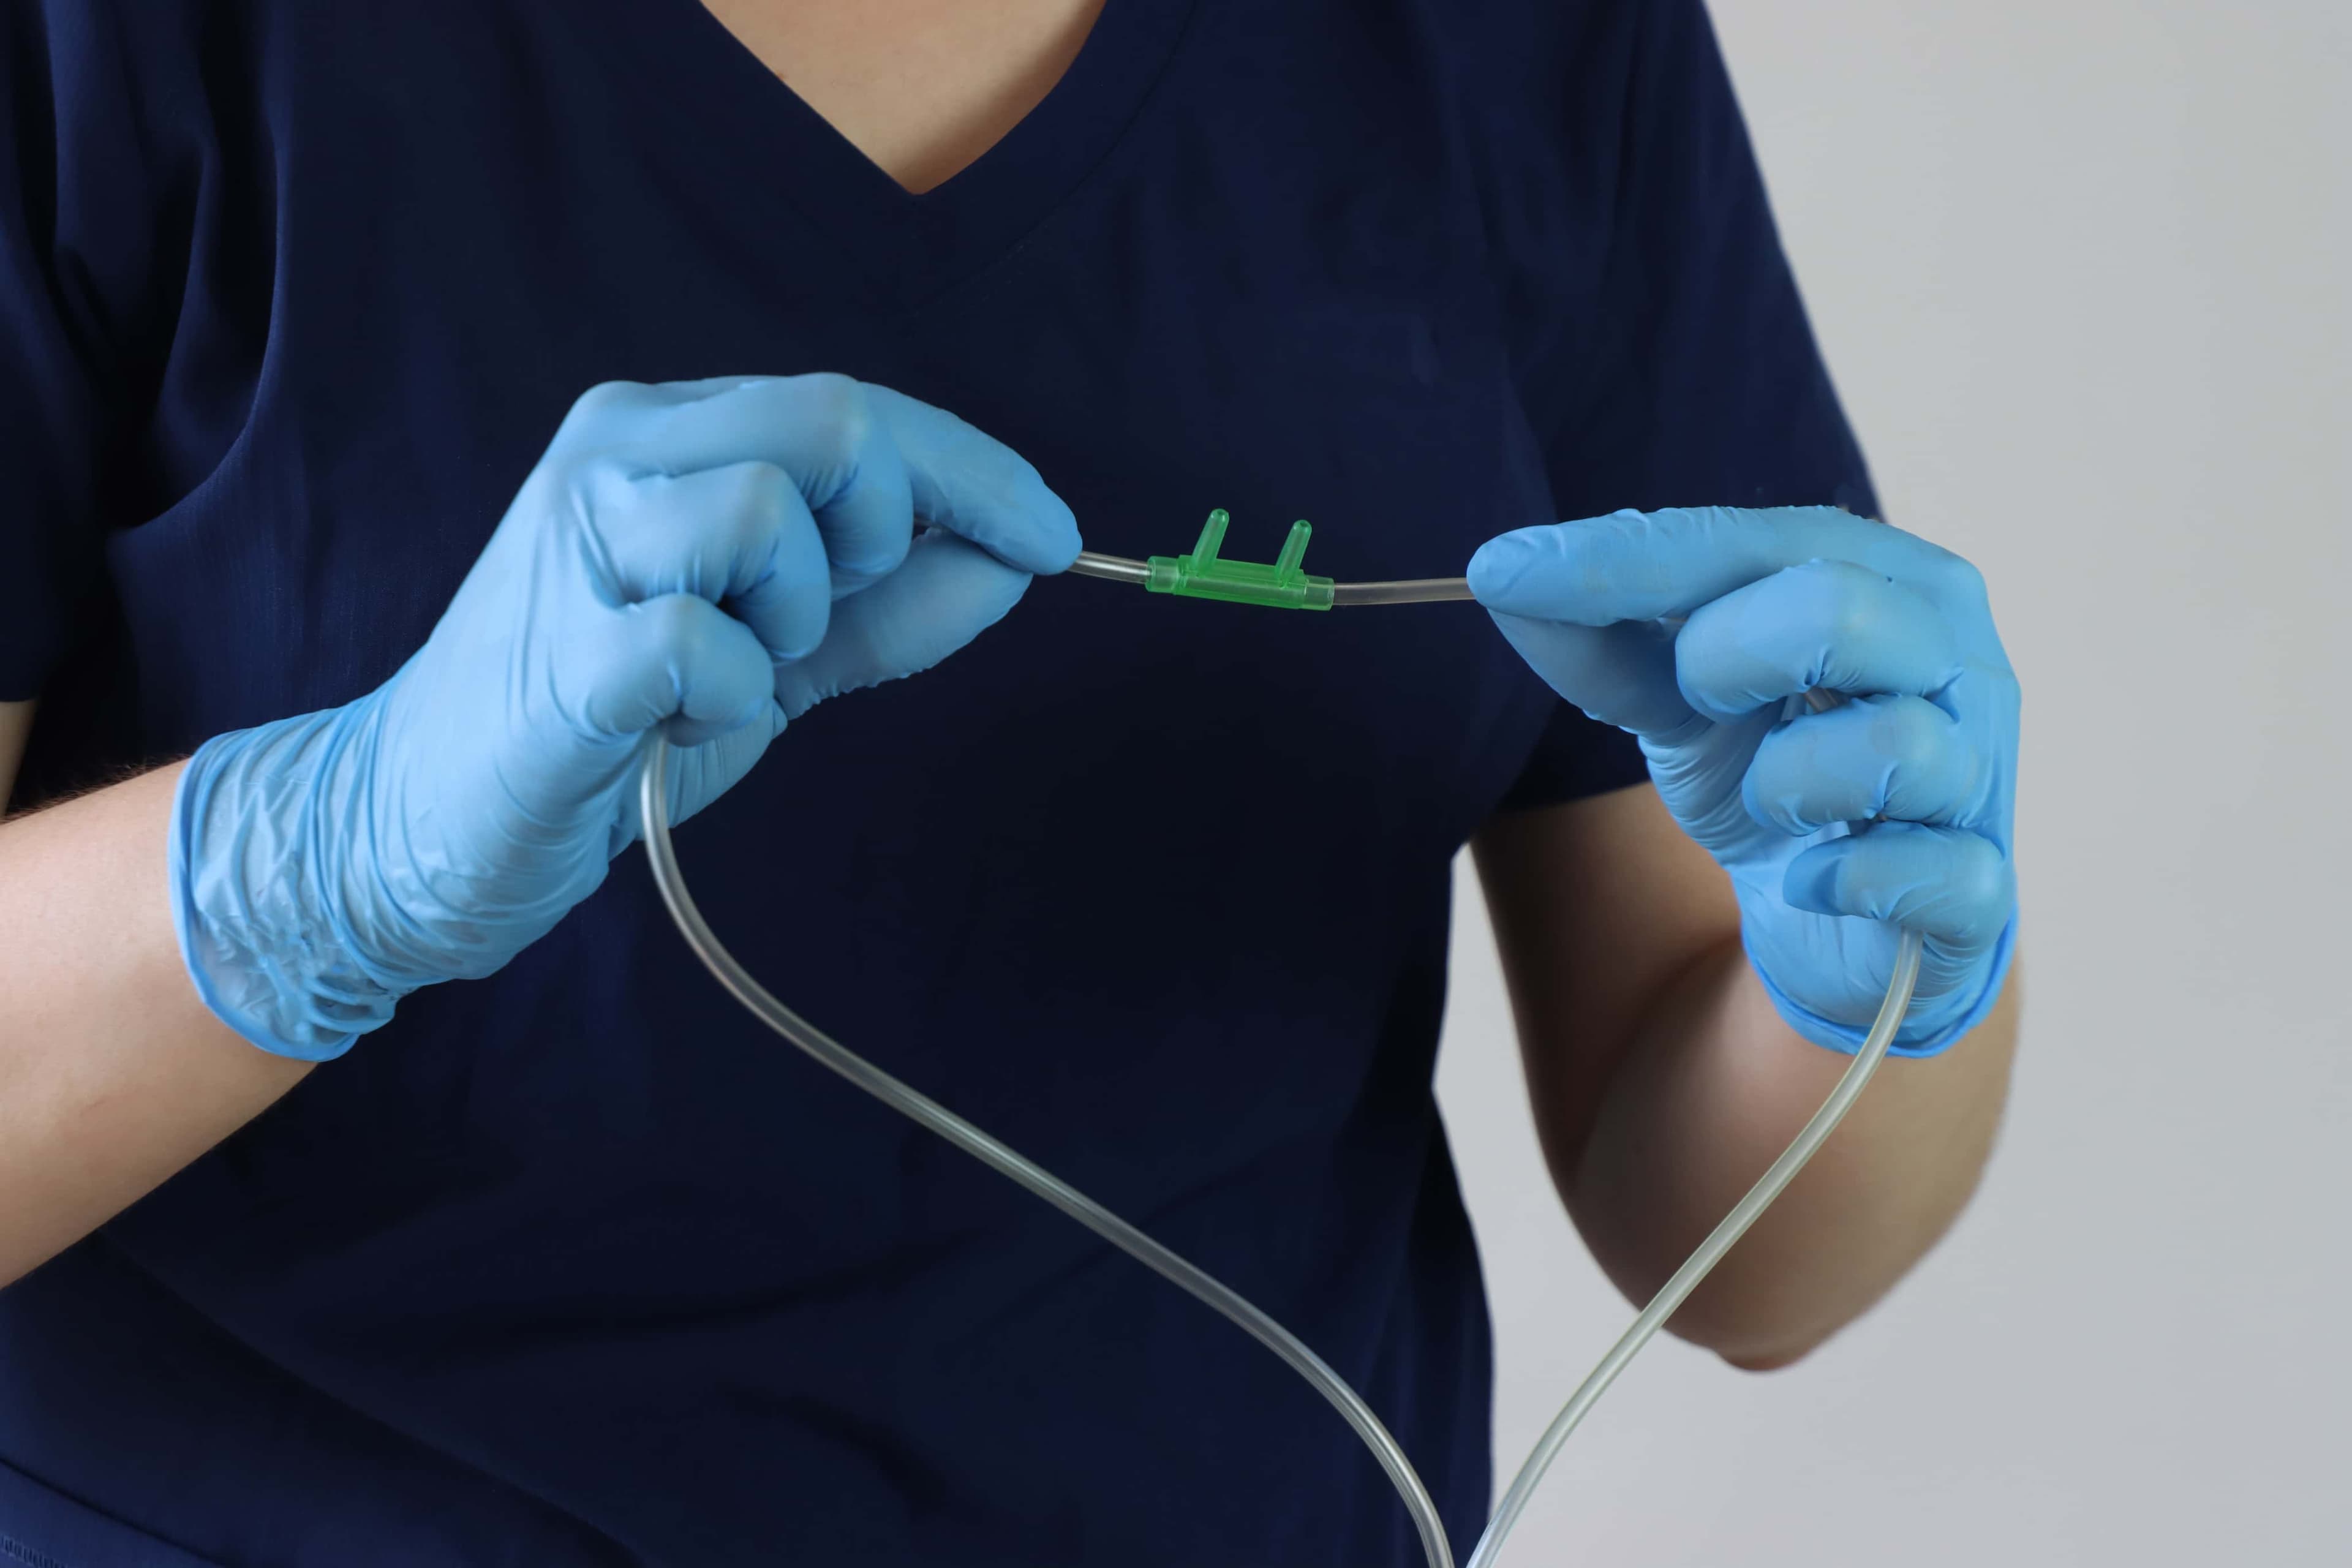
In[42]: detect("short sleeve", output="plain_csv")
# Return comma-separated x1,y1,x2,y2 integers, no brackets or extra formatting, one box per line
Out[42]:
0,2,175,701
1496,699,1649,812
1481,0,1882,814
1515,0,1880,521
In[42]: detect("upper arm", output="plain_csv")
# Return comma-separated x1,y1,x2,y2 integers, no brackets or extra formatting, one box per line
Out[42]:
1469,782,1739,1182
1464,0,1878,1179
0,699,31,809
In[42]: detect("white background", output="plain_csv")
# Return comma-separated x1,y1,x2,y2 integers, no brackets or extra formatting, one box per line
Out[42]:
1434,1,2352,1562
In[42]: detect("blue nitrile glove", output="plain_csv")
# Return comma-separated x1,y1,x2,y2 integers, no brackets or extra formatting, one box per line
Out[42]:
171,374,1080,1060
1469,506,2018,1057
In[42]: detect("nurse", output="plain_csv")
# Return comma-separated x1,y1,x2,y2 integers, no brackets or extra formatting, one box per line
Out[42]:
0,1,2018,1562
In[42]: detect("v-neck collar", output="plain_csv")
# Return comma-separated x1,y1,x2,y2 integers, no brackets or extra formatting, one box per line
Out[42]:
584,0,1198,311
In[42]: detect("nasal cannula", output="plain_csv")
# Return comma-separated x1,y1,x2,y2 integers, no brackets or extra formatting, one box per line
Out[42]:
638,511,1926,1568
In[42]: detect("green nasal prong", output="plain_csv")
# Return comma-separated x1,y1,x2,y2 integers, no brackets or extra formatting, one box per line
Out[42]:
1143,509,1336,611
1193,507,1230,565
1272,520,1310,579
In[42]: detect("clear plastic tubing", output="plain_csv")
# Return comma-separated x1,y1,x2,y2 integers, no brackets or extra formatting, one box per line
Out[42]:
639,736,1924,1568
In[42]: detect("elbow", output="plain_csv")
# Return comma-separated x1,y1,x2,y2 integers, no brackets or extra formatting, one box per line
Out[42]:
1653,1275,1858,1374
1674,1292,1856,1372
1717,1339,1826,1374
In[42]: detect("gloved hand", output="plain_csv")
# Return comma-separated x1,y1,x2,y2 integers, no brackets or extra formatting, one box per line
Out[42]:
1468,506,2018,1056
172,374,1080,1060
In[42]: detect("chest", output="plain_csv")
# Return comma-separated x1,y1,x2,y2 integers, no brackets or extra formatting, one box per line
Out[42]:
109,0,1570,856
85,0,1605,1372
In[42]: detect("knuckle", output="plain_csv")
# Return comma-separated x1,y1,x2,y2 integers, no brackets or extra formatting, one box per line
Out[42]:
638,594,712,663
1947,838,2014,922
724,461,792,533
562,379,649,435
791,371,873,448
558,453,636,522
1879,697,1949,772
1918,545,1989,606
1777,559,1884,652
1817,560,1889,641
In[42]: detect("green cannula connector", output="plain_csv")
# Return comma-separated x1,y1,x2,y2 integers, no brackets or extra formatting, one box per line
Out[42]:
1145,509,1335,611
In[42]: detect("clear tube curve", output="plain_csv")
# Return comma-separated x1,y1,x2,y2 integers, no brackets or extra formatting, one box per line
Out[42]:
1463,925,1924,1568
639,740,1922,1568
638,739,1458,1568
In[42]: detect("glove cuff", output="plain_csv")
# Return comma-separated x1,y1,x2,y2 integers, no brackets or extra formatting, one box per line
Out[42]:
1750,911,2018,1061
169,707,414,1061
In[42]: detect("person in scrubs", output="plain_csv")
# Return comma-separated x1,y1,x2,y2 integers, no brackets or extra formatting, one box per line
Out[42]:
0,1,2020,1561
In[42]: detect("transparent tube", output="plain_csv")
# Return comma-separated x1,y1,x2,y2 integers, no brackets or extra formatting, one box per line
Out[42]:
1068,550,1154,586
1330,578,1477,607
637,738,1456,1568
638,741,1922,1567
1464,925,1924,1568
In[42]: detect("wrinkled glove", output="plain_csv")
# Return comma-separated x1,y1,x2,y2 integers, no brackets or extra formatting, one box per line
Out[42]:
1469,505,2017,1057
172,374,1080,1060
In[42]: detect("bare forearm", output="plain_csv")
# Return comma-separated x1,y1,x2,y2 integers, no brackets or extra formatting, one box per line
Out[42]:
1568,938,2019,1368
0,761,310,1284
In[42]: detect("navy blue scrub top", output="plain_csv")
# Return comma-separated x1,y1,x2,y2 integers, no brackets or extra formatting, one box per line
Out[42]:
0,1,1877,1563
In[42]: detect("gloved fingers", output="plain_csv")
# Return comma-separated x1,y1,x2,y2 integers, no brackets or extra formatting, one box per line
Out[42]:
1468,504,1950,626
1782,821,2013,954
1673,560,1962,720
861,384,1083,575
1742,695,1982,835
560,375,1079,584
1483,611,1694,737
573,591,780,747
569,375,917,595
774,531,1031,721
592,460,834,662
